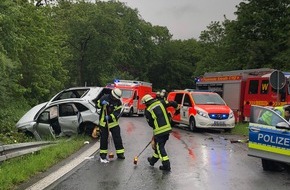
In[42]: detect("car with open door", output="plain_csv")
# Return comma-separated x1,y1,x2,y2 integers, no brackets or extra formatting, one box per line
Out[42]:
16,87,114,140
248,105,290,171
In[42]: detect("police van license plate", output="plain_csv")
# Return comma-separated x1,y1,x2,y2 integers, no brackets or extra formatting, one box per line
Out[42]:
213,121,226,126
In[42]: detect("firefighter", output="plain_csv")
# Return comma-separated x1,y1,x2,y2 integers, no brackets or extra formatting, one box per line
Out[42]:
276,105,290,122
160,89,167,100
97,88,125,163
141,94,179,171
155,91,161,100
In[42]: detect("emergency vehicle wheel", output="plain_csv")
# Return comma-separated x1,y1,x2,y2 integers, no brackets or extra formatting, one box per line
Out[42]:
167,114,176,127
262,159,271,171
128,108,133,117
262,159,285,171
189,117,197,132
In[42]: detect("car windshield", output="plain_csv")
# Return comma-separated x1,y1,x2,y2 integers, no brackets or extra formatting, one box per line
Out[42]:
121,89,133,98
192,93,225,105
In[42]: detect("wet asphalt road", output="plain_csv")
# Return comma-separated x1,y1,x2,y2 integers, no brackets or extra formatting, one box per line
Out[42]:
46,116,289,190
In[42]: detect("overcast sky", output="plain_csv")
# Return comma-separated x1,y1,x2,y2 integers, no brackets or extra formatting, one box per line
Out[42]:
110,0,242,40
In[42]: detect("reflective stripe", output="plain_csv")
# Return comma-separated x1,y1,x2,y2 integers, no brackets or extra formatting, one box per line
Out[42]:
116,149,125,154
147,101,171,135
248,142,290,156
156,143,169,161
153,153,159,158
100,149,108,154
162,156,169,161
99,105,120,128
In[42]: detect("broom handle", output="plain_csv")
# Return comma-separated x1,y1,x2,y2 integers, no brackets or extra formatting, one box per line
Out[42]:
105,107,113,149
137,140,152,157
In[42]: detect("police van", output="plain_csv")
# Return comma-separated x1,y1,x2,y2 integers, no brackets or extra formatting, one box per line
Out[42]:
248,105,290,171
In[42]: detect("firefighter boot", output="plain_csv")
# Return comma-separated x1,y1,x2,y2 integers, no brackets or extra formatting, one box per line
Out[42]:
117,153,125,159
159,161,171,171
147,157,158,166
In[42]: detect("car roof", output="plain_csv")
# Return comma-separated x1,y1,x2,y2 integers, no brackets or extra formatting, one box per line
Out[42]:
47,87,104,104
170,90,217,94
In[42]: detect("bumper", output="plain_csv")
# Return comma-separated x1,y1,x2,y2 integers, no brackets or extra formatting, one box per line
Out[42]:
195,115,235,129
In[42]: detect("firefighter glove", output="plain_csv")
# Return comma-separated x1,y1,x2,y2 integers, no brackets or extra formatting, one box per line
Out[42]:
102,100,109,105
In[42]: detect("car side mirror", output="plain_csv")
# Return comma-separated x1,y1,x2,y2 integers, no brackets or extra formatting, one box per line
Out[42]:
276,122,290,130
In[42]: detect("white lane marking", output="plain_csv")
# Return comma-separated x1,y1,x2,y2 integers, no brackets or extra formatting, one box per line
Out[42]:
26,141,99,190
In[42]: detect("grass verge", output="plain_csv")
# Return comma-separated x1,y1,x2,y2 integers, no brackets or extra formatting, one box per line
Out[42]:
0,137,90,190
231,122,249,136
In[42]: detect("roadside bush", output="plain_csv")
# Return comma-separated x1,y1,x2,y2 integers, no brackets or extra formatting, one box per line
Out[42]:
0,99,33,144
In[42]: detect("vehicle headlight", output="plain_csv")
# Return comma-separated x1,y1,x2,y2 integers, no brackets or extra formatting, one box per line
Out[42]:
229,111,234,119
197,110,208,118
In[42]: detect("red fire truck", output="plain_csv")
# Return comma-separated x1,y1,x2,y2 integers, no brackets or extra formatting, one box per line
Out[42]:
196,68,290,122
110,80,153,116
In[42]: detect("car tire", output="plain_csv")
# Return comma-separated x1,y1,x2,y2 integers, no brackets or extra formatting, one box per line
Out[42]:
79,123,95,136
189,117,197,132
168,114,176,127
262,159,272,171
128,108,133,117
262,159,285,171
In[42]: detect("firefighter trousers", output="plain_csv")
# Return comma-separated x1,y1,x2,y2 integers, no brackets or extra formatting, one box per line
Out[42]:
99,125,124,159
150,134,170,167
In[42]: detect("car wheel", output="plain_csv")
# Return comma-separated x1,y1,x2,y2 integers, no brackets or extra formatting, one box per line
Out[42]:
129,108,133,117
79,123,95,136
189,117,197,132
262,159,285,171
262,159,271,171
168,114,176,127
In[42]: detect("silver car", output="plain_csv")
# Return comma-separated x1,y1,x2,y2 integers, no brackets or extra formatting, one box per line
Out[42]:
16,87,113,140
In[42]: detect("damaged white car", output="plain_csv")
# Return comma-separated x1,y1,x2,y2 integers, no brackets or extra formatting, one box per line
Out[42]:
16,87,113,140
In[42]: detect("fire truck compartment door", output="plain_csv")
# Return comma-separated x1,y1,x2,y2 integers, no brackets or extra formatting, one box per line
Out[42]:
223,83,241,111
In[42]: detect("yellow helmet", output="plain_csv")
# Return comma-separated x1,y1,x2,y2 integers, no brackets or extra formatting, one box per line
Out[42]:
141,94,153,104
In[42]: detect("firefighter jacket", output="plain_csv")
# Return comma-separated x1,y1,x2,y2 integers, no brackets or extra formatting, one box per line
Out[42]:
97,94,123,128
144,99,178,137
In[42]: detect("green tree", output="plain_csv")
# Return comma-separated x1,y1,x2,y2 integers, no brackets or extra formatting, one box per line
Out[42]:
0,1,69,104
224,0,290,70
148,39,199,90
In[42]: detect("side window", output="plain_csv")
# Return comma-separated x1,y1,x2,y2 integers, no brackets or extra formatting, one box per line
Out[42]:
59,104,76,117
52,89,88,101
174,93,183,104
249,80,259,94
271,112,285,126
49,106,58,119
38,111,50,123
74,103,89,112
260,80,269,94
183,94,192,107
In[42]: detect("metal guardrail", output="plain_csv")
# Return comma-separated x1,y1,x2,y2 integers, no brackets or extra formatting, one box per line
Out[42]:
0,141,56,162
